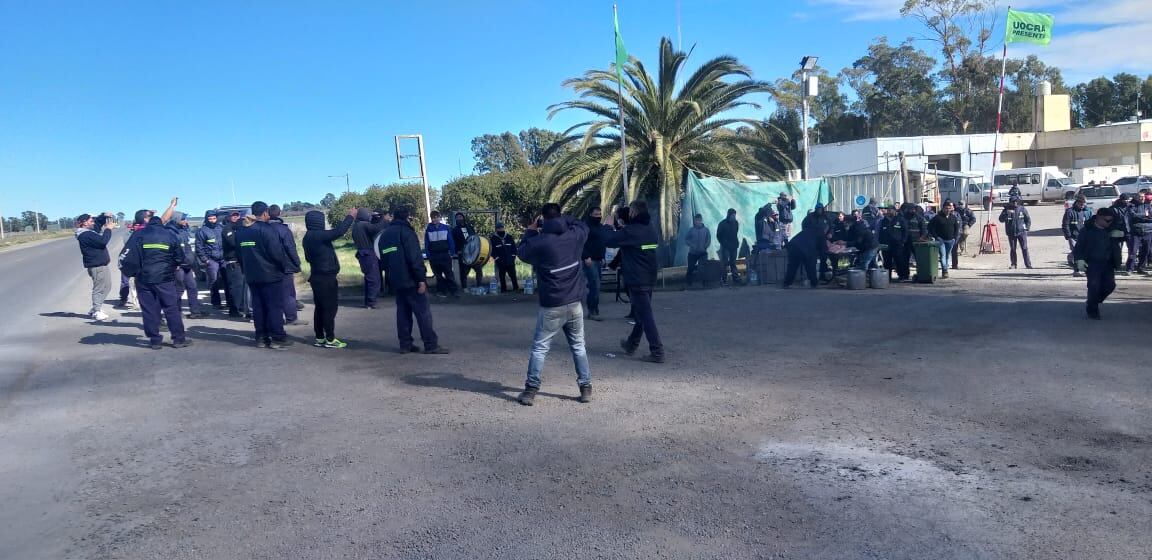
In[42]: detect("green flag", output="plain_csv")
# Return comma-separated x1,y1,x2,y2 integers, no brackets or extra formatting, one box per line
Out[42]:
1005,9,1054,45
614,9,627,80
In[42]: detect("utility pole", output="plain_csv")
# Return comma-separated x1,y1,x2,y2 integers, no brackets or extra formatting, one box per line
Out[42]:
395,135,434,222
799,56,819,179
328,173,350,194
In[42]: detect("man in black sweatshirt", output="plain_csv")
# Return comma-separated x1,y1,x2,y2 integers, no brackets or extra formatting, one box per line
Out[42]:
606,200,664,363
489,222,519,292
236,201,293,349
515,203,592,405
120,211,191,349
221,211,249,318
75,212,113,321
716,209,740,285
351,208,385,308
452,212,483,289
268,205,306,326
303,208,355,347
379,207,449,354
1074,208,1123,319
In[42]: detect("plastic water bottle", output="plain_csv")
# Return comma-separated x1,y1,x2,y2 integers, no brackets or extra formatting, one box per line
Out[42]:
489,279,499,295
524,277,535,295
749,270,759,286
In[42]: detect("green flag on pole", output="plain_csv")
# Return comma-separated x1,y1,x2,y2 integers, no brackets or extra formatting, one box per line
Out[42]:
1005,9,1054,45
614,8,628,80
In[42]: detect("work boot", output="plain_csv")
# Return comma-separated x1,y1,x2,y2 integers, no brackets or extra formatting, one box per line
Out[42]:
1072,271,1084,277
517,387,538,406
267,339,293,349
423,346,450,355
285,319,310,326
619,338,637,355
641,354,666,364
1086,304,1101,320
587,313,602,322
171,339,193,349
399,344,422,354
255,338,269,348
149,342,163,350
296,301,305,311
578,384,592,403
941,271,949,279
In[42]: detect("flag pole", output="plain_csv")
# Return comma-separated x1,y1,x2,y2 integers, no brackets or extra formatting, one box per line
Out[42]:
985,41,1008,229
614,4,629,204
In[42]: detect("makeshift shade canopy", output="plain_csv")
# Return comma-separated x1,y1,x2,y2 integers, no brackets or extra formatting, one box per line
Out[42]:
674,171,832,266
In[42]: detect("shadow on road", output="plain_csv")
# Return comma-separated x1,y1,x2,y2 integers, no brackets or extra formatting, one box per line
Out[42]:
40,311,94,319
401,372,577,403
78,332,145,347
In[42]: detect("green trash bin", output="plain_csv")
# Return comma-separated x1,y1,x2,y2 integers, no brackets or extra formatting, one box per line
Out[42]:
914,242,939,283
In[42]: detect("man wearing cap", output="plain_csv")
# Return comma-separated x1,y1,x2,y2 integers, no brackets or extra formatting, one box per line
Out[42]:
221,210,250,318
166,212,206,318
268,204,307,325
489,222,519,292
776,192,797,237
1074,208,1123,319
196,210,226,309
236,201,293,348
379,207,448,354
74,212,114,321
123,210,191,349
352,208,387,308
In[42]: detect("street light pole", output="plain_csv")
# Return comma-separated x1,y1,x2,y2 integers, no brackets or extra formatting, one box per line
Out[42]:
799,55,819,180
328,173,350,194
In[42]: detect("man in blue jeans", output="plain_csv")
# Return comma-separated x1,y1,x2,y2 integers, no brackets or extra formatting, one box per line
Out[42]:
581,207,608,320
516,203,592,405
928,200,961,279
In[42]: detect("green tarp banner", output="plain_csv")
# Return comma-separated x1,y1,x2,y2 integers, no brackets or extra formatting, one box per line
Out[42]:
1005,9,1054,46
674,171,831,266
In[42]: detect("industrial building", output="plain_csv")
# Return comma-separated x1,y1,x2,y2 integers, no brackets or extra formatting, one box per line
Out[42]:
810,83,1152,184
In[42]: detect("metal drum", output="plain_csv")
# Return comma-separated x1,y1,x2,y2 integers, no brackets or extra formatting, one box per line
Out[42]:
846,269,867,290
461,235,491,267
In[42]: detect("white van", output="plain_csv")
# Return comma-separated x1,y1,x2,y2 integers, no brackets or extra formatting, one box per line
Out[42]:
992,166,1078,204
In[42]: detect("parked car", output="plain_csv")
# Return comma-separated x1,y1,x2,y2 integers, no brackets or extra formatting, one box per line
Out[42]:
1112,175,1152,195
1071,185,1119,214
992,166,1078,205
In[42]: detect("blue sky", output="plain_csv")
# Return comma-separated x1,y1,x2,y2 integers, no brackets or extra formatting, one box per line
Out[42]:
1,0,1145,220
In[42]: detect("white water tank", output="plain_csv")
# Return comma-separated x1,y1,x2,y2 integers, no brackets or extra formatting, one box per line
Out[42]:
1039,80,1052,96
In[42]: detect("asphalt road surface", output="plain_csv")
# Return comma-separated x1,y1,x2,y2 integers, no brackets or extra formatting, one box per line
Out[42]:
1,208,1150,560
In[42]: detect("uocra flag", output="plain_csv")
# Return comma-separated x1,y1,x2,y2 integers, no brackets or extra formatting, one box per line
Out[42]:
1005,9,1054,46
614,8,628,80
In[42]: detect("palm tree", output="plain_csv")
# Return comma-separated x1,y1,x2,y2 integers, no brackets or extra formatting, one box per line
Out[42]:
544,37,794,240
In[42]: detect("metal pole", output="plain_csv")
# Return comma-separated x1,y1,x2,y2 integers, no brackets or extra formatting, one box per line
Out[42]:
615,4,629,202
416,135,433,222
801,70,811,180
0,200,5,240
35,203,40,234
987,42,1009,228
345,173,350,194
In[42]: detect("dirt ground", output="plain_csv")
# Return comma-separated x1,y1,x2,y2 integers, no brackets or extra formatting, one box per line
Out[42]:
2,204,1150,559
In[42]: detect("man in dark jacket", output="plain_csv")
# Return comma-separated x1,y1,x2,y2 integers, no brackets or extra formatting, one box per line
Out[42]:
515,203,592,405
606,200,663,363
123,212,191,349
452,212,483,289
236,201,293,349
845,215,878,270
303,208,355,348
582,207,609,319
861,198,881,232
195,210,225,309
953,200,976,267
167,213,205,319
424,211,458,297
928,201,961,279
716,208,740,285
268,205,306,325
379,207,448,354
1062,197,1092,275
901,203,927,273
221,211,249,318
879,206,910,281
1111,194,1134,273
782,220,828,288
1074,208,1123,319
777,192,796,236
75,212,113,321
683,213,711,289
351,208,385,308
998,200,1033,269
802,203,834,280
1129,192,1152,275
489,222,519,293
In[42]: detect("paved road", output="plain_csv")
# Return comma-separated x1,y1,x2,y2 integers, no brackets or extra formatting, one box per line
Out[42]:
2,209,1150,559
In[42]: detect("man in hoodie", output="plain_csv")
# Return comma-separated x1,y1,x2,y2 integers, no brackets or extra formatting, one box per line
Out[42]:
928,200,961,279
998,199,1033,269
901,203,928,272
861,198,881,232
1074,208,1123,319
196,210,226,309
802,203,833,281
236,201,293,349
514,203,592,405
489,222,519,292
452,212,483,289
303,207,356,348
167,213,205,318
1110,194,1134,273
716,208,740,285
683,213,711,289
351,208,386,308
879,206,910,282
379,207,449,354
1062,196,1093,276
221,211,249,318
1129,191,1152,275
75,212,114,321
268,205,307,325
782,218,828,289
581,207,609,319
424,211,458,297
606,200,664,364
122,210,191,349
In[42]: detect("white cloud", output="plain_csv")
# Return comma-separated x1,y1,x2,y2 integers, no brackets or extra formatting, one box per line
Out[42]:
806,0,904,21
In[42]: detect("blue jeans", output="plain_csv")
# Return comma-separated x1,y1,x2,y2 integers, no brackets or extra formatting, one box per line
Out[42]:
937,239,956,271
525,301,591,389
583,260,601,314
854,247,878,270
